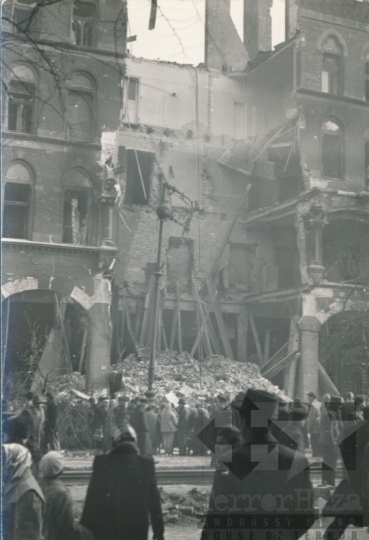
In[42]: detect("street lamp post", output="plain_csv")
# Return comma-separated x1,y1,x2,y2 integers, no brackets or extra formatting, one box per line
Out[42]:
147,179,193,393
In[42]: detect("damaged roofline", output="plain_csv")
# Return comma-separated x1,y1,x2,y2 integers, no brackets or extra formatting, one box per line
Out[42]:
245,32,300,75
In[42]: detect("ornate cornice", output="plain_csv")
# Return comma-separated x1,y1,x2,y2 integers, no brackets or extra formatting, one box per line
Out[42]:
2,132,102,150
1,238,117,257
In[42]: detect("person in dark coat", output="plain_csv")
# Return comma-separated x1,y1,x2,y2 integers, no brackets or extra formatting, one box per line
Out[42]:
341,391,355,421
176,398,189,456
201,389,313,540
81,425,164,540
38,451,94,540
322,405,369,539
130,397,152,455
146,405,159,454
2,443,45,540
192,403,209,456
279,408,307,455
41,393,60,454
114,396,129,429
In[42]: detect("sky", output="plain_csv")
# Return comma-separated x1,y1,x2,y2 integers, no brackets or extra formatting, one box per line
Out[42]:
127,0,286,65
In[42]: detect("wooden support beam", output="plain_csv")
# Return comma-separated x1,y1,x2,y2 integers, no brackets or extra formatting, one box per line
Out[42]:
206,314,223,355
206,278,234,359
284,315,300,398
264,328,271,363
318,362,340,397
248,310,264,366
169,310,178,350
125,302,139,355
237,305,248,362
176,283,183,354
192,278,213,358
190,291,217,359
261,351,298,380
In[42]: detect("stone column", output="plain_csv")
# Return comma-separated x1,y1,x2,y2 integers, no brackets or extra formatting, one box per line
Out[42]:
304,207,326,284
297,316,321,399
86,277,112,392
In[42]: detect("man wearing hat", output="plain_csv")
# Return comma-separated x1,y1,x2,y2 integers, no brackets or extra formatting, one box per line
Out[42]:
202,389,313,540
81,425,164,540
17,394,47,468
130,397,152,455
306,391,321,457
176,398,189,456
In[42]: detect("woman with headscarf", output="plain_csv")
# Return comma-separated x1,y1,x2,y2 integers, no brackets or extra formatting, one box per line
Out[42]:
38,451,95,540
2,443,44,540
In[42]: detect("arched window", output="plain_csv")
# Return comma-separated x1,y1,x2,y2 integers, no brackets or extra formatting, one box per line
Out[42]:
2,161,33,239
7,65,36,134
321,37,343,95
65,73,95,142
63,168,92,244
322,119,343,180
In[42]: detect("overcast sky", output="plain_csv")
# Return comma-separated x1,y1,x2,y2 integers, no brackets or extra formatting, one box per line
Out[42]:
127,0,286,65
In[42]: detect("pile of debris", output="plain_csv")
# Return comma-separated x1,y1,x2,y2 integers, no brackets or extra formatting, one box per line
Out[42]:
111,351,286,405
159,487,210,525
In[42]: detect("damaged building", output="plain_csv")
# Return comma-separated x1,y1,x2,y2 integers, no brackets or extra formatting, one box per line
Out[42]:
1,0,126,392
2,0,369,397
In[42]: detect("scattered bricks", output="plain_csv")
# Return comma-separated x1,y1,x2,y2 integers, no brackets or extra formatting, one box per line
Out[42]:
180,506,194,516
162,502,175,511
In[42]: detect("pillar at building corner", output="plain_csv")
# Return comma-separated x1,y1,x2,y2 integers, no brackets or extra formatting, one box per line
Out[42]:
296,316,321,399
86,277,112,392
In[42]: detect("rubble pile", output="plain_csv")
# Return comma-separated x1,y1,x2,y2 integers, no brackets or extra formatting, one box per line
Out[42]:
159,487,210,525
112,351,286,403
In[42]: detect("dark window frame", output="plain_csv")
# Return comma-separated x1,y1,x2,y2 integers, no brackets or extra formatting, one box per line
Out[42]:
2,161,34,240
322,53,341,95
72,1,97,47
62,185,92,245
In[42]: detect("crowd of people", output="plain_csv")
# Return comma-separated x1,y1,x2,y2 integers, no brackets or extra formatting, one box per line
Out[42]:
86,393,218,457
2,388,369,540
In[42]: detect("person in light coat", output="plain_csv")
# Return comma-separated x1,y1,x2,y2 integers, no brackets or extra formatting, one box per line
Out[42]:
159,403,178,455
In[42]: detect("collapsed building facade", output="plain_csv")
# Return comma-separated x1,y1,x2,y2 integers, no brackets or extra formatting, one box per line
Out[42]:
2,0,369,397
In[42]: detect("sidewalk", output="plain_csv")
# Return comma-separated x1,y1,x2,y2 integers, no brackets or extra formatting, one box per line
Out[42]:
64,452,212,470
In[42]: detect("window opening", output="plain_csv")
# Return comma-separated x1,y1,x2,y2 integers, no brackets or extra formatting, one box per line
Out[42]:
322,54,339,94
3,162,32,239
63,190,90,244
126,78,139,124
321,37,343,95
322,119,343,179
72,1,96,47
7,66,36,134
124,150,153,205
63,169,91,245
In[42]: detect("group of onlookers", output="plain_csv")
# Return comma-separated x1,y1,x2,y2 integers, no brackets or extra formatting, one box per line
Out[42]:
2,386,369,540
87,394,217,457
